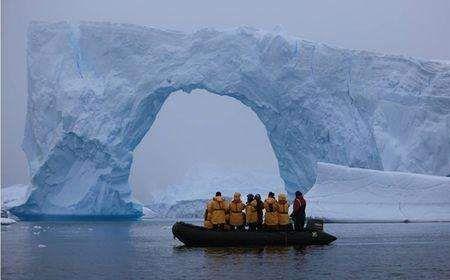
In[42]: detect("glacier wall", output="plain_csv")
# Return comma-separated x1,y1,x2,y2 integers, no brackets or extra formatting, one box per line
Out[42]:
307,162,450,222
12,21,450,218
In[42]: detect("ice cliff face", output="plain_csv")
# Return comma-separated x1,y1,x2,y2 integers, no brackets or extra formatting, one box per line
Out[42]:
13,21,450,218
307,163,450,222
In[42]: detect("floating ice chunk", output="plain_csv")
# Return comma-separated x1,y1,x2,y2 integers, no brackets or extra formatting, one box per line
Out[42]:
1,218,17,225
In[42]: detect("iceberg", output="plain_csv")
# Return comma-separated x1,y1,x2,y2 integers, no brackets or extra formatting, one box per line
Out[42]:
306,163,450,222
145,164,284,218
154,164,285,205
12,21,450,218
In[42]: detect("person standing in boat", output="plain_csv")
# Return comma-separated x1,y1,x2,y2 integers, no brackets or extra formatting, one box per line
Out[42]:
264,192,279,230
207,191,228,230
245,194,258,231
291,191,307,231
277,193,292,230
254,194,264,230
228,192,245,230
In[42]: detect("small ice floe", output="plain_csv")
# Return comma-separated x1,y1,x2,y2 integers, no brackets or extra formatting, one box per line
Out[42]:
1,217,17,225
33,225,42,229
38,244,46,248
88,228,93,231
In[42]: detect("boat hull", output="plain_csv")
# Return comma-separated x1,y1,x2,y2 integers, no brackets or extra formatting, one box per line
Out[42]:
172,222,337,247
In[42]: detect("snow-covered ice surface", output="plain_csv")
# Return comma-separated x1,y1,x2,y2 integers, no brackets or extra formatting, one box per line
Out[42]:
142,206,158,218
13,21,450,218
307,163,450,222
2,184,32,209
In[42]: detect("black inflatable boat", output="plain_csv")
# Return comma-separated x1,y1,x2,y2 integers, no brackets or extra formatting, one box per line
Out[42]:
172,221,337,247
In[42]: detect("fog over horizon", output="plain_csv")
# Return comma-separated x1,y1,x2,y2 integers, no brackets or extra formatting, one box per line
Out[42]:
2,0,450,201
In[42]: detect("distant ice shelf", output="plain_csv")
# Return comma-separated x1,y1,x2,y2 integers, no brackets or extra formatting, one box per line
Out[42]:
306,163,450,222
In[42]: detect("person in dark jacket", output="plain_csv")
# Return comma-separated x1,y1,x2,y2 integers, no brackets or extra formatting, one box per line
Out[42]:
291,191,306,231
254,194,264,230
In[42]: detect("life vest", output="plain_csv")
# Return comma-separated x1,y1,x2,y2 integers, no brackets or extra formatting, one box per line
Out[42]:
207,196,228,225
245,200,258,224
277,194,290,225
293,197,306,217
264,197,279,226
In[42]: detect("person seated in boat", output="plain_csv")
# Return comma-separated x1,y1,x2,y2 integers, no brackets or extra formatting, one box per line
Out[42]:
263,192,279,230
254,194,264,230
277,193,292,230
291,190,306,231
207,191,228,230
203,209,213,229
228,192,245,230
245,194,258,231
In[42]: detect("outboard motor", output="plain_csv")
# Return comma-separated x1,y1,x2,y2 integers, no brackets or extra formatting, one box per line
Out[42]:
306,218,324,231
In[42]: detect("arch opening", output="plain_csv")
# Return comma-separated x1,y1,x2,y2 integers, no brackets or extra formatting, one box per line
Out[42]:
130,89,285,207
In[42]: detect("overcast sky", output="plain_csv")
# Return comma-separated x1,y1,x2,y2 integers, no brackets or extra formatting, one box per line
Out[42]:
2,0,449,201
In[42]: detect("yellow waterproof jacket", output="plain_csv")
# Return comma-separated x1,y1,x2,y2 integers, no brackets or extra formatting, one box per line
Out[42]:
203,209,213,229
245,200,258,224
207,196,228,225
204,220,213,229
277,194,290,225
264,197,279,226
229,195,245,226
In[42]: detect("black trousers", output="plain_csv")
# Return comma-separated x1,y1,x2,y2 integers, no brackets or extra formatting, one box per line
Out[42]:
212,224,225,230
247,223,257,231
231,225,245,231
293,214,305,231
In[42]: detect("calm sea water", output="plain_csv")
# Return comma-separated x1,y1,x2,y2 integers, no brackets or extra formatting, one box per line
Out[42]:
2,220,450,280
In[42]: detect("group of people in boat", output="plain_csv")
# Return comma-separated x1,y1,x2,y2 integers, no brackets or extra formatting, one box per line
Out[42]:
204,190,306,231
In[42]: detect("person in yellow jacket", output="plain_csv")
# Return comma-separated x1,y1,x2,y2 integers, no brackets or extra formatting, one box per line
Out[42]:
264,192,279,230
228,192,245,230
207,191,228,230
245,194,258,231
277,193,292,230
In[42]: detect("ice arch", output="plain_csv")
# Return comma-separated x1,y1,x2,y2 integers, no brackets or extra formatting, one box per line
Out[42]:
130,89,283,204
12,22,450,218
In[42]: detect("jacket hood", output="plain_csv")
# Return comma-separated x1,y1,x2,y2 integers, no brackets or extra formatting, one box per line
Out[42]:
233,192,241,202
278,193,287,203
